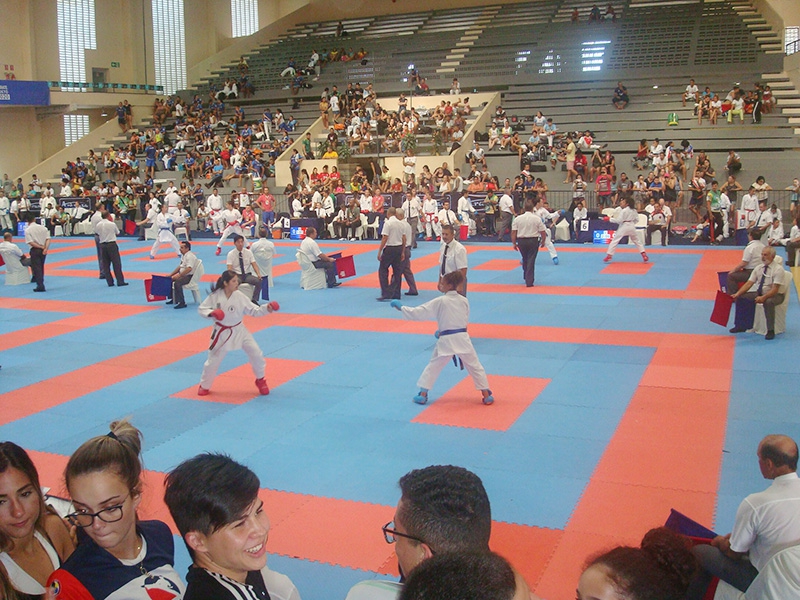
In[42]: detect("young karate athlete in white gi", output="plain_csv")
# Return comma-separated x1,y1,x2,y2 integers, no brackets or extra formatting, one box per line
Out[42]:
603,196,649,263
197,270,279,396
150,203,182,259
215,201,246,256
391,270,494,405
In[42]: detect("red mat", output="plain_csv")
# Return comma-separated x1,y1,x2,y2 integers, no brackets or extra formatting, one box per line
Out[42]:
473,259,522,271
171,358,322,403
412,375,549,431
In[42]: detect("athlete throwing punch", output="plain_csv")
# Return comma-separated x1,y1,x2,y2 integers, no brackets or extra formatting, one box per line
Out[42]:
391,270,494,406
603,196,649,263
215,200,246,256
197,270,279,396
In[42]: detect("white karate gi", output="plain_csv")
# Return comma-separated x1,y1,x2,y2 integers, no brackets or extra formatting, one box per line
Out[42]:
151,212,181,258
217,208,246,249
197,288,271,388
400,291,489,392
607,205,644,255
536,207,560,259
423,198,438,239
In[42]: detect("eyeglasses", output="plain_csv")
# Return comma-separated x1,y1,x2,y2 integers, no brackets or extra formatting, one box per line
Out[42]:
382,520,425,545
67,495,128,528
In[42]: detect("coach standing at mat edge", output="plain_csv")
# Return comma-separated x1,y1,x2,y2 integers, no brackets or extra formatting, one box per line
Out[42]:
512,199,547,287
24,214,49,292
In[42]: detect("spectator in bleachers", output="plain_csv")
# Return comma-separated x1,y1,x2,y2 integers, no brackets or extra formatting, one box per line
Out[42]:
588,4,602,22
728,94,745,124
683,78,700,107
612,82,628,109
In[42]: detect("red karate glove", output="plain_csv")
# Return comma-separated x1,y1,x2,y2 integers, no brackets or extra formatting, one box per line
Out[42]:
209,309,225,321
268,301,280,312
603,216,610,221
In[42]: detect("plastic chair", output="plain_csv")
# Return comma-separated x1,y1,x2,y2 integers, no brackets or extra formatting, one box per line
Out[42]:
173,226,189,241
0,251,31,285
145,225,158,240
601,207,616,217
366,214,380,239
296,251,326,290
182,259,205,304
353,214,367,240
555,219,570,241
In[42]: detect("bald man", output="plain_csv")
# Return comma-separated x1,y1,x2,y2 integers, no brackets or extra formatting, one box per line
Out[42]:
688,435,800,598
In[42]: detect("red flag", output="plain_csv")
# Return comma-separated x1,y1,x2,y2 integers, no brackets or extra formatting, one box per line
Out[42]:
335,255,356,279
710,290,734,326
124,220,137,235
144,278,167,302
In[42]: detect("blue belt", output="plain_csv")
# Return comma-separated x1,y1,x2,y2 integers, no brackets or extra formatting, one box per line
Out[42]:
438,328,467,369
439,328,467,336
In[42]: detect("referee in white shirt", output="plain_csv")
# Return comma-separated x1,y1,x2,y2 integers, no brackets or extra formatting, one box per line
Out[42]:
95,210,128,287
377,207,406,301
511,199,547,287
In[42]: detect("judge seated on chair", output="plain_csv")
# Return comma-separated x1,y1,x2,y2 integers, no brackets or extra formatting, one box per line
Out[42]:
729,246,785,340
0,232,32,285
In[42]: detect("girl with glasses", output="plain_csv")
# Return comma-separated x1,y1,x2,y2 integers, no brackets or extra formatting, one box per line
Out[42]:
0,442,75,599
47,420,185,600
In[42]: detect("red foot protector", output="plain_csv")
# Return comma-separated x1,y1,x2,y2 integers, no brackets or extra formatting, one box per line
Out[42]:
412,375,550,431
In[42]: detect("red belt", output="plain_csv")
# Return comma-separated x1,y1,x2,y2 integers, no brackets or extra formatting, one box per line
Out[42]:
209,321,241,350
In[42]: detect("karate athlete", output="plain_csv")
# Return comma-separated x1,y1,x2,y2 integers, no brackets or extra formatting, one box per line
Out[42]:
197,270,279,396
422,192,439,240
603,196,648,263
150,203,182,259
534,198,563,265
206,187,224,233
215,200,246,256
391,270,494,406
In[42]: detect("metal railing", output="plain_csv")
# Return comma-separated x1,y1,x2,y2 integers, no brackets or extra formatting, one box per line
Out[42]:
48,82,165,93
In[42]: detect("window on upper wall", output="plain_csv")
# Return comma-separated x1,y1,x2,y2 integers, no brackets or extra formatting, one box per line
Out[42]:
57,0,97,90
787,26,799,56
152,0,187,95
63,115,90,146
231,0,259,38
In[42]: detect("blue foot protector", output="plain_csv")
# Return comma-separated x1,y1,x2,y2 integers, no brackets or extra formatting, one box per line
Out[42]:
553,257,559,265
482,389,494,405
390,300,402,310
413,389,429,405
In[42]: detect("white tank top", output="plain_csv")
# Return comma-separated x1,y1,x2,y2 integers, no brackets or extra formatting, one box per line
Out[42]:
0,530,60,595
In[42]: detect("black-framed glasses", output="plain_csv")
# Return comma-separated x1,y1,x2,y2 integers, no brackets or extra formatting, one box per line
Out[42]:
67,495,128,528
382,520,425,545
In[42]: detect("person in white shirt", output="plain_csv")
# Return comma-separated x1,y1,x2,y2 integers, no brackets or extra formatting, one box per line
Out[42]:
216,201,246,256
740,186,759,229
496,192,515,242
690,435,800,597
94,210,127,287
729,246,785,338
206,188,224,233
24,214,50,292
572,198,587,240
394,208,418,296
456,191,476,239
164,188,180,212
172,201,191,239
299,226,339,287
436,200,458,238
250,227,275,299
511,199,547,287
166,240,198,309
422,192,438,240
785,217,800,267
401,193,422,248
87,203,109,279
377,208,406,301
767,219,785,247
603,197,648,263
728,96,745,123
683,79,699,106
391,270,493,405
0,231,31,284
150,203,182,259
226,234,262,304
0,190,13,232
291,196,304,218
439,224,468,296
727,229,765,293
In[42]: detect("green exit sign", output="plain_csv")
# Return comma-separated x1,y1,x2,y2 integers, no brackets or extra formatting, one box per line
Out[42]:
111,62,120,68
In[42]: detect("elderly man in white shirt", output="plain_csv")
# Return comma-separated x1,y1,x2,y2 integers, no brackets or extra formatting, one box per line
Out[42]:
226,234,263,304
729,246,786,339
299,226,339,288
166,240,198,309
511,199,547,287
95,210,128,287
24,214,50,292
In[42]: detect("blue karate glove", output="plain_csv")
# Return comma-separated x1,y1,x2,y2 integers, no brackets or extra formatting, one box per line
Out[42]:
390,300,402,310
434,330,440,339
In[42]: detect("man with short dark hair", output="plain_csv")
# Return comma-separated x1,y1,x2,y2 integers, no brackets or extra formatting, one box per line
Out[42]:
689,435,800,598
299,226,339,288
345,465,492,600
226,234,262,304
95,210,128,287
164,453,300,600
24,214,49,292
168,241,198,309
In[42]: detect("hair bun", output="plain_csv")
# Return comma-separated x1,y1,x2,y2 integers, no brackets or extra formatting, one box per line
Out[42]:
640,527,697,589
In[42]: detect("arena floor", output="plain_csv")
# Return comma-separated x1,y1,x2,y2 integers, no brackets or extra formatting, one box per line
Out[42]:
1,236,798,600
